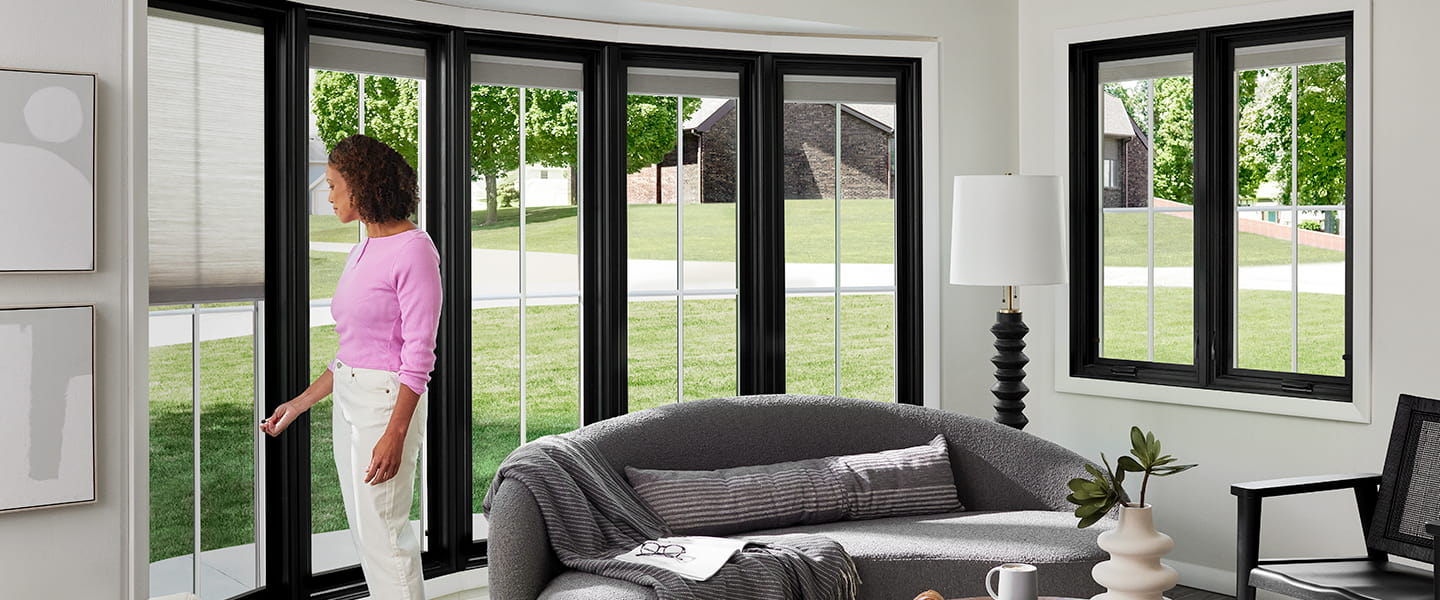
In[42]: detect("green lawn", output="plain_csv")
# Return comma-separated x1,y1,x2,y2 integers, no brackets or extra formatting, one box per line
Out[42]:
1104,211,1344,267
1100,286,1345,376
468,199,895,264
150,294,900,561
310,214,359,244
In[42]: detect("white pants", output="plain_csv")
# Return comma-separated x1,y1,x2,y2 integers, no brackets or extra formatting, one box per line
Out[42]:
332,360,427,600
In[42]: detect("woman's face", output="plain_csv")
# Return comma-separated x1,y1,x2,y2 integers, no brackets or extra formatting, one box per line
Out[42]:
325,164,360,223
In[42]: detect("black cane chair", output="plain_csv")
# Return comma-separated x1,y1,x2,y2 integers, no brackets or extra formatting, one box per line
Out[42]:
1231,394,1440,600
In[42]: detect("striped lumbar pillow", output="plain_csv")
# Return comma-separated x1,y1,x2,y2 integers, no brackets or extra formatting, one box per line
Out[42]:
624,435,963,536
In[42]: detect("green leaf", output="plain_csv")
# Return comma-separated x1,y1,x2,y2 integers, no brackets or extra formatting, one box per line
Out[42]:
1117,455,1145,472
1077,512,1105,529
1130,426,1146,455
1075,503,1103,518
1085,463,1106,480
1153,464,1198,476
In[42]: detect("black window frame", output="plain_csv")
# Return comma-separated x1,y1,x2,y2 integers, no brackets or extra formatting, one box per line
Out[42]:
1068,12,1353,402
146,1,923,598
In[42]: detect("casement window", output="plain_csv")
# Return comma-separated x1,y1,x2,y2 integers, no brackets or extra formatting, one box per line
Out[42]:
1068,12,1352,401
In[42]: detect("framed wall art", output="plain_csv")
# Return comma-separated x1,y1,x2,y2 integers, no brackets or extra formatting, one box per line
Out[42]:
0,68,96,272
0,305,96,513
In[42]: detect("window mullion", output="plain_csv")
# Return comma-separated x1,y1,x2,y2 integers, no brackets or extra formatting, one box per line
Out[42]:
1193,32,1223,387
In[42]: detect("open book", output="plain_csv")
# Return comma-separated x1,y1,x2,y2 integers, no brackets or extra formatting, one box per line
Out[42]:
614,536,750,581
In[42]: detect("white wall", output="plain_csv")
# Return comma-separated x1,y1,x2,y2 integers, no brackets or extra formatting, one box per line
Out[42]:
1016,0,1440,592
0,1,143,600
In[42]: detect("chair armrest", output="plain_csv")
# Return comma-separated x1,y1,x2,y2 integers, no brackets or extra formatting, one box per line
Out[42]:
1232,473,1382,600
1231,473,1380,499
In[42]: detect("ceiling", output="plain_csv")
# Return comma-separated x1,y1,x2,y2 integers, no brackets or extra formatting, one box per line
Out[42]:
418,0,902,36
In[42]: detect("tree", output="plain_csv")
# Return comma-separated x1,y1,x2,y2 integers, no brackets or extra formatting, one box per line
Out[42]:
1235,70,1267,199
470,85,520,224
1150,76,1194,205
1295,62,1347,207
311,71,419,168
1235,64,1347,207
625,95,702,174
524,89,580,205
314,73,704,215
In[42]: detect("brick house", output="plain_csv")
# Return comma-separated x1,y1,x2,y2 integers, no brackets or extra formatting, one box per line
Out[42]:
1101,92,1151,208
627,99,895,204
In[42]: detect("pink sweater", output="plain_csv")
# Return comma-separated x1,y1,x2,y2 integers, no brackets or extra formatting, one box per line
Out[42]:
331,229,442,396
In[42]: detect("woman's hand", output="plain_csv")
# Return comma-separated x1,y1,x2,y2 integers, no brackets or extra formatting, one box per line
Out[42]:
261,400,306,437
366,431,407,485
262,370,332,437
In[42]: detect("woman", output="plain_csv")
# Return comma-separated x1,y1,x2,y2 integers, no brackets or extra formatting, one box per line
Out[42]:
262,134,441,600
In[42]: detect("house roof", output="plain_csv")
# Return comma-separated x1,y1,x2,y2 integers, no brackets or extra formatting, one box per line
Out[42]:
686,97,736,132
1103,93,1136,138
684,98,895,134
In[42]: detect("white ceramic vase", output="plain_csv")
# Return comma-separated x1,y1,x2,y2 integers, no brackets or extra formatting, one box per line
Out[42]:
1090,504,1179,600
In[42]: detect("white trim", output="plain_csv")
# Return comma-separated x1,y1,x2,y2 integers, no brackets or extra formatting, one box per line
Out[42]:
920,44,941,410
1051,0,1372,423
128,0,149,599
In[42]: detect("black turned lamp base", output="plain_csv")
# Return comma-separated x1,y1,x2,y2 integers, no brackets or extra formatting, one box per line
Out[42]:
990,310,1030,430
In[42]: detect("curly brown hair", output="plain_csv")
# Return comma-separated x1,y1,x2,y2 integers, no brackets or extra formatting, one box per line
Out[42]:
328,134,418,224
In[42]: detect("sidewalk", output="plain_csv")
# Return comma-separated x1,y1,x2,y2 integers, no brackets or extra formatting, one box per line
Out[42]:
1103,262,1344,295
148,245,898,347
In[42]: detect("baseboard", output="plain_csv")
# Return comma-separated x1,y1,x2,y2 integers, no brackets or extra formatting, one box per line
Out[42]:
1169,560,1234,597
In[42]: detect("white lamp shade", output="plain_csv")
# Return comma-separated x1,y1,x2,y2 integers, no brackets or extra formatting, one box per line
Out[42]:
949,175,1068,286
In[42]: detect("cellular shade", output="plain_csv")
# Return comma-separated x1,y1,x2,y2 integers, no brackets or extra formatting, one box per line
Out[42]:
783,74,895,104
949,175,1067,287
1234,37,1346,70
148,11,266,304
627,67,739,98
311,35,425,79
1098,53,1192,84
473,54,582,90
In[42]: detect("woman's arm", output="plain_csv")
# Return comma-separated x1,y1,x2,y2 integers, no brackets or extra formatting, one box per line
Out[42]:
365,385,421,485
261,368,334,436
367,234,442,485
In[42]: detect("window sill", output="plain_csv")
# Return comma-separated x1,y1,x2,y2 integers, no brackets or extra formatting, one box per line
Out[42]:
1053,372,1369,423
424,566,488,599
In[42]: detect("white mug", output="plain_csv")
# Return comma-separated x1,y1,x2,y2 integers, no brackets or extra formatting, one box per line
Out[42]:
986,562,1038,600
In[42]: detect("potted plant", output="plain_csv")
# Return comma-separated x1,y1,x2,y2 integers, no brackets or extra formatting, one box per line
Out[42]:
1067,427,1197,600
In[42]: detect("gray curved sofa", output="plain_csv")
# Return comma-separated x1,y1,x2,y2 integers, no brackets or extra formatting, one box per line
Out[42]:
486,394,1110,600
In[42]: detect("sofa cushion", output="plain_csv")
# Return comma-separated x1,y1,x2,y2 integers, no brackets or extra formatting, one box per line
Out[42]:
624,435,962,536
748,510,1111,599
537,571,656,600
535,511,1111,600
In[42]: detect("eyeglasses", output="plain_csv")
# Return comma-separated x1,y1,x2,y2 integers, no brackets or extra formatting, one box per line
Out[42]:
637,541,692,562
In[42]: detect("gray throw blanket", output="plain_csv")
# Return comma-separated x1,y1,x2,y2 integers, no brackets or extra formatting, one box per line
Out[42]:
482,435,860,600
